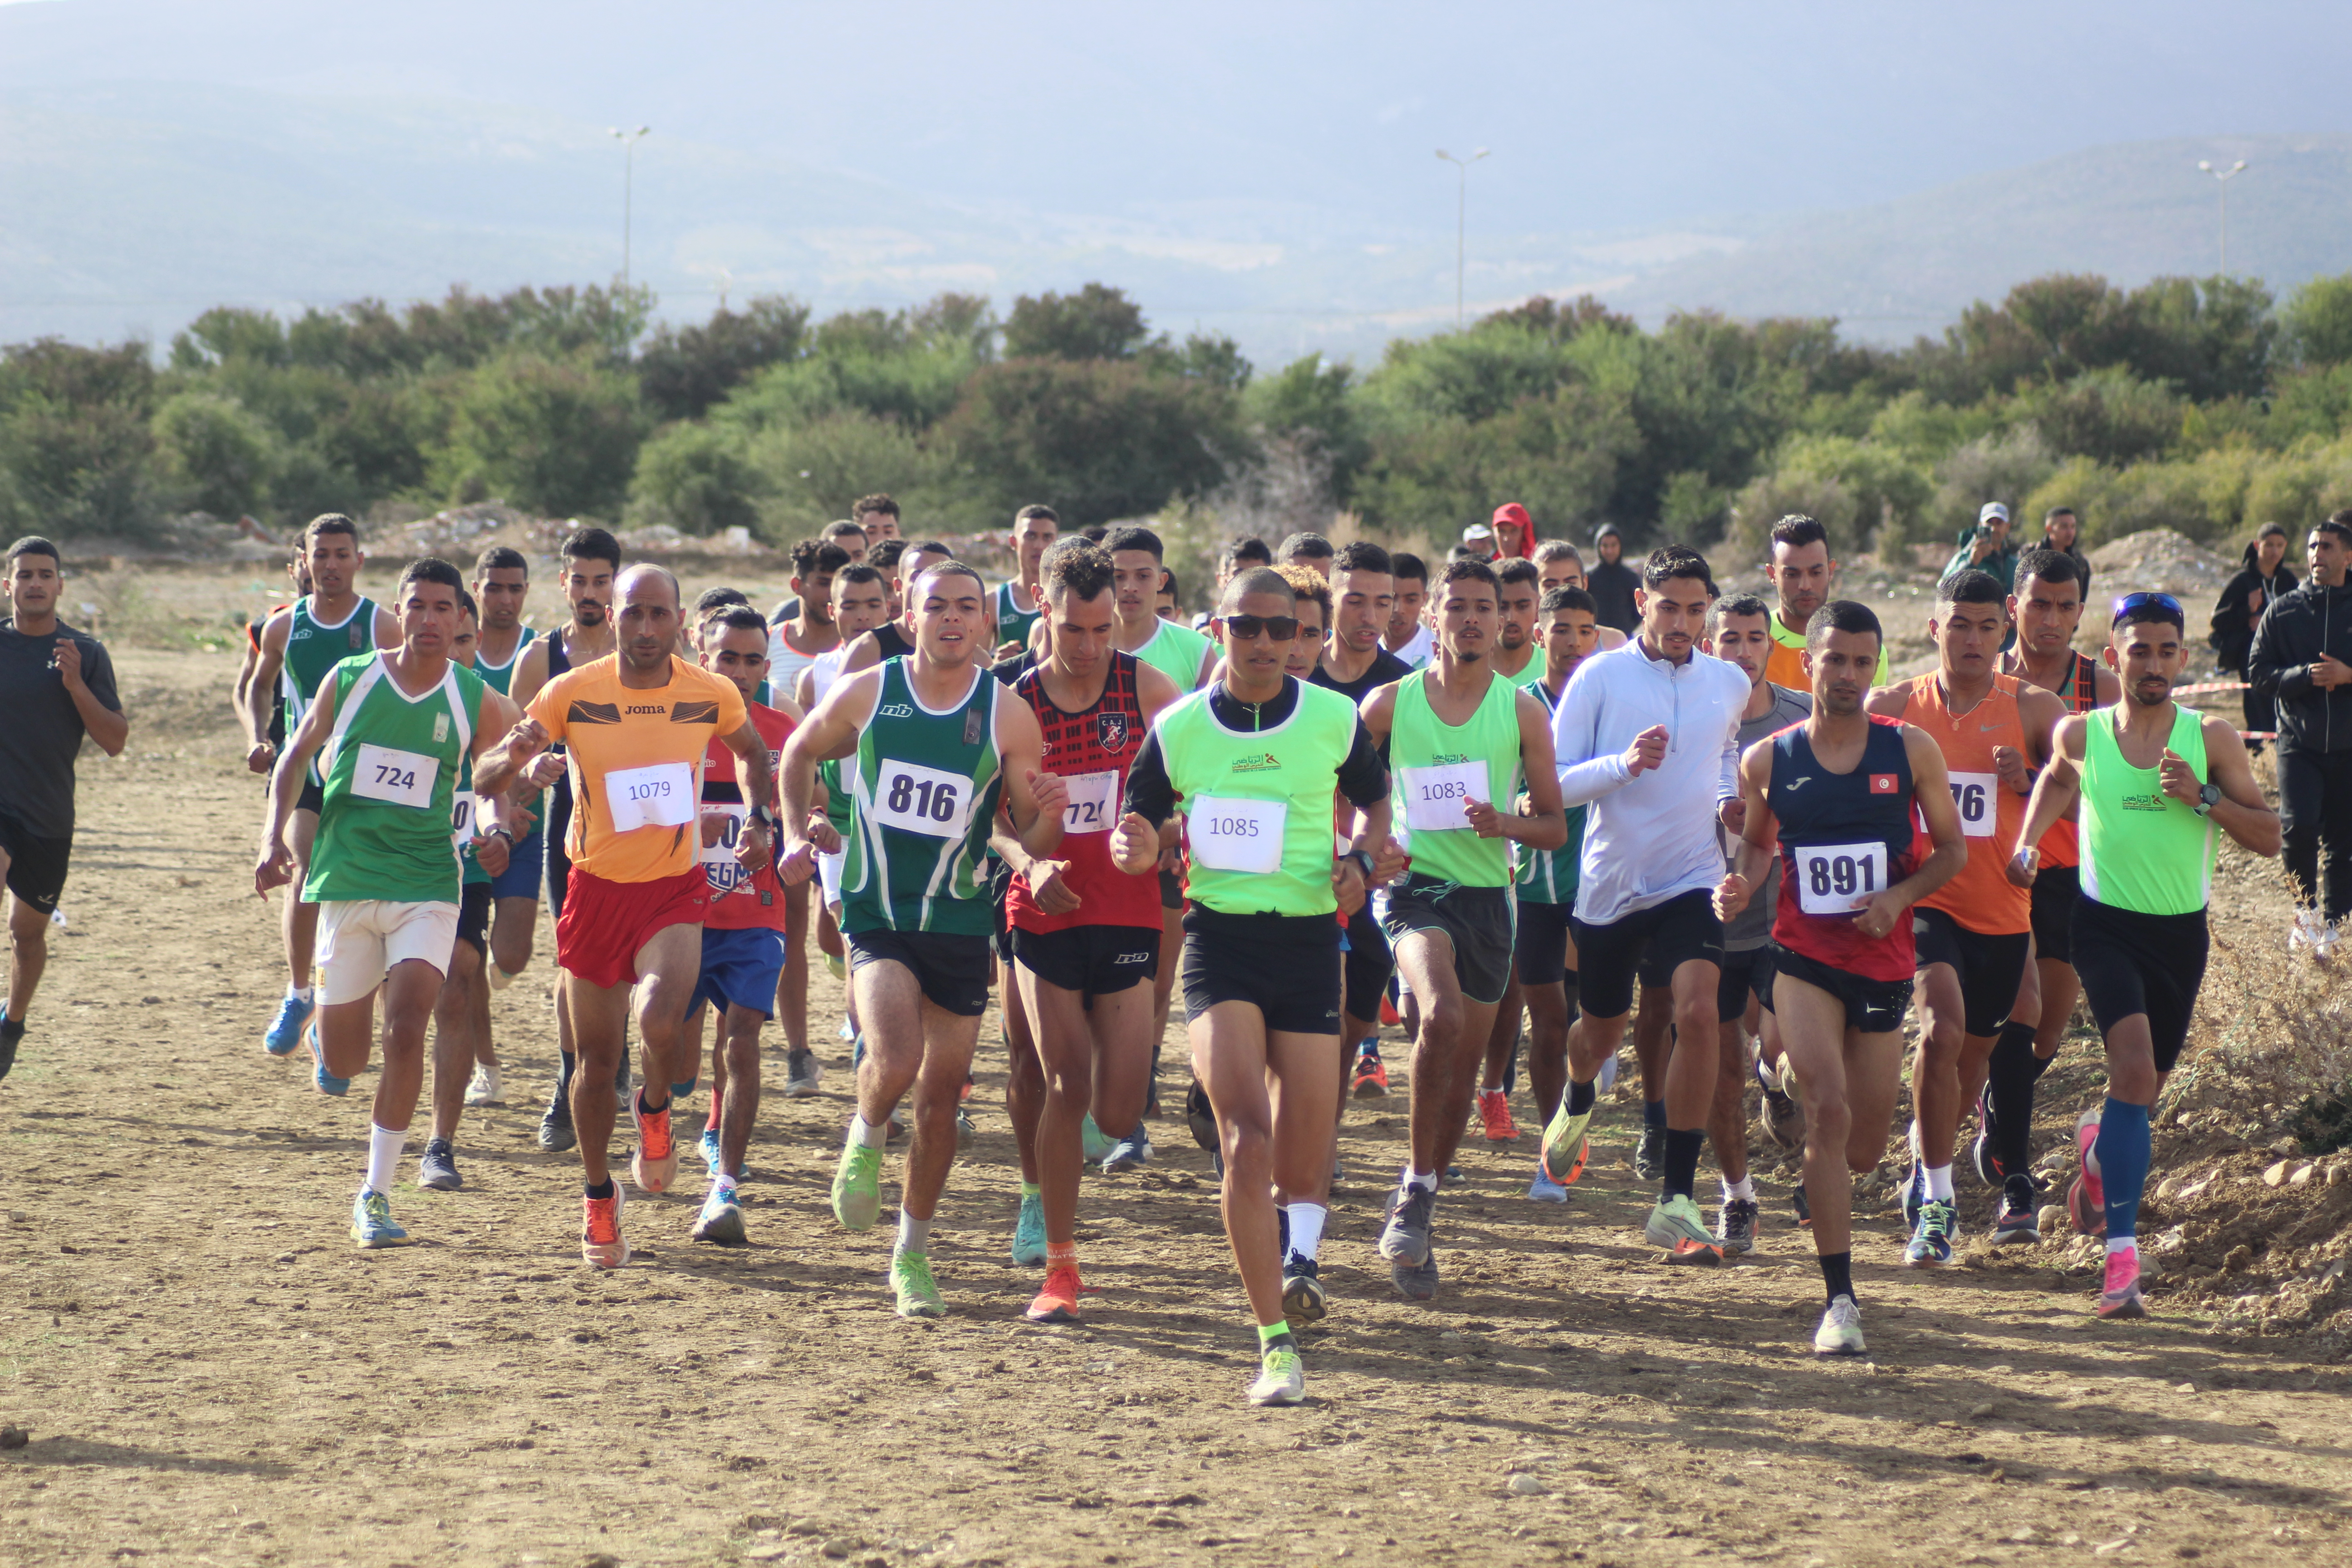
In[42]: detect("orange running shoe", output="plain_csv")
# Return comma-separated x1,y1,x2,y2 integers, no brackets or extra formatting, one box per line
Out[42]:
1477,1088,1520,1142
1378,995,1402,1027
632,1096,677,1194
1352,1052,1390,1098
1026,1265,1084,1323
582,1185,629,1269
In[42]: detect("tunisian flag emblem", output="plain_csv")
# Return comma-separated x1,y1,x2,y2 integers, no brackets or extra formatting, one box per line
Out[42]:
1869,774,1899,794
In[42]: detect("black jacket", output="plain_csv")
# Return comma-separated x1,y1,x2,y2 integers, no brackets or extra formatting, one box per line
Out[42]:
2249,577,2352,753
1586,559,1641,634
2210,564,2298,673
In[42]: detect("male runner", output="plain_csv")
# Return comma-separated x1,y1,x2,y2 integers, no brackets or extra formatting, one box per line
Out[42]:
767,539,848,696
510,526,623,1150
256,559,516,1244
1491,558,1545,689
853,493,903,544
837,540,955,676
993,504,1059,660
989,542,1180,1320
1539,546,1750,1259
1362,559,1566,1300
2008,591,2278,1317
1981,548,2118,1240
779,561,1061,1318
684,606,804,1245
1111,566,1393,1405
0,538,127,1079
1534,542,1628,652
244,514,400,1058
468,547,539,1090
765,519,870,624
234,538,309,760
481,565,774,1267
1382,551,1433,671
1699,594,1811,1249
1278,532,1336,582
1866,568,2063,1265
795,563,892,1055
1718,600,1965,1352
1762,514,1889,691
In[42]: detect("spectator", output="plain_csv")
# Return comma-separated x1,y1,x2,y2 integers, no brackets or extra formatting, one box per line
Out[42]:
1488,503,1536,561
2040,506,2091,594
1944,502,2021,591
2211,523,2297,751
1585,523,1641,634
2249,513,2352,954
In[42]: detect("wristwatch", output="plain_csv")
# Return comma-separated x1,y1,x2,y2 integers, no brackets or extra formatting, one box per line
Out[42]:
1339,848,1376,879
750,806,779,831
2195,782,2223,817
488,825,516,845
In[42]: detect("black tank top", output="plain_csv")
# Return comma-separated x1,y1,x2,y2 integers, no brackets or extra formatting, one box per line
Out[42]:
1767,715,1916,979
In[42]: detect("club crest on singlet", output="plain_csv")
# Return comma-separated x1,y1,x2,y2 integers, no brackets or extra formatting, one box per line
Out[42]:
1097,710,1130,752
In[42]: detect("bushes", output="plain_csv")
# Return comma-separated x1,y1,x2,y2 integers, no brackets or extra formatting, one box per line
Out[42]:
438,355,646,518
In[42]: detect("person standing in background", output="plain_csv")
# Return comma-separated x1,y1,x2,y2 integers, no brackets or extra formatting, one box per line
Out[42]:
1585,524,1641,636
2212,523,2295,752
2249,514,2352,957
2040,506,2092,594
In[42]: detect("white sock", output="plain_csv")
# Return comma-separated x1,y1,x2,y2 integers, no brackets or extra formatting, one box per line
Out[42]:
1907,1118,1921,1161
1721,1175,1755,1204
896,1210,932,1256
292,985,314,1004
849,1114,887,1149
364,1124,405,1196
1925,1163,1955,1203
1286,1202,1327,1261
1401,1166,1437,1193
712,1171,737,1198
2105,1236,2136,1255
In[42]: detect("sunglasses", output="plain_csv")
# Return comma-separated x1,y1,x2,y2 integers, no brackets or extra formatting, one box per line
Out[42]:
2110,591,2182,624
1218,613,1301,642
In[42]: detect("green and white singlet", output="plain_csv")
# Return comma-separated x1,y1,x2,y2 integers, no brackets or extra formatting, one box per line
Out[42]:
840,658,1004,936
996,581,1043,650
2079,704,2216,917
304,653,487,906
471,625,535,696
1387,669,1525,888
1515,681,1584,905
1155,678,1359,918
281,595,379,784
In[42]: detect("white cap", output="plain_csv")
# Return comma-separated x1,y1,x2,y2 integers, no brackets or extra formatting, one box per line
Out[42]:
1979,502,2010,524
1462,523,1494,542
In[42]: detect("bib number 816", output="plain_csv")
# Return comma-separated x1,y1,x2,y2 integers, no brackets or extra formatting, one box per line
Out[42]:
887,772,960,823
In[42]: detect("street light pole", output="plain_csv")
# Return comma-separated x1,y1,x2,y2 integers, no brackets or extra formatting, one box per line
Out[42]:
610,125,652,288
1435,147,1489,330
2196,158,2248,275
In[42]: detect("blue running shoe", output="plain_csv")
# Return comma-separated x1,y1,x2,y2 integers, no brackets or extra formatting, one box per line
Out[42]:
699,1127,723,1174
1905,1198,1957,1268
1901,1161,1926,1235
264,990,313,1057
351,1188,409,1248
307,1021,349,1096
1103,1124,1152,1173
1010,1189,1047,1267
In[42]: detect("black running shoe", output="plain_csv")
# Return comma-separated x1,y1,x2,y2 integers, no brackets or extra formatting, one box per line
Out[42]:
1791,1182,1812,1229
1991,1173,2041,1246
1282,1254,1327,1323
0,1011,23,1084
1717,1197,1760,1255
418,1137,462,1191
537,1077,577,1153
1633,1124,1665,1181
1185,1079,1220,1152
1972,1088,2005,1187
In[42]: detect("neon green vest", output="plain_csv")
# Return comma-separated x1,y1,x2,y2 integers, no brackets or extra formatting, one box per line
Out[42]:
1134,617,1212,693
1388,669,1524,887
1158,679,1358,917
2079,705,2215,917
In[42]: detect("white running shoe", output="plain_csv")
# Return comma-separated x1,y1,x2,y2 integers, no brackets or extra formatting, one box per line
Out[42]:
487,962,518,993
1813,1294,1866,1356
2291,908,2332,959
464,1063,503,1107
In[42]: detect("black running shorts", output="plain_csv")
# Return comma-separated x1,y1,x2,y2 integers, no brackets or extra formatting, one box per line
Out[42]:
1342,901,1392,1025
1770,944,1912,1035
1514,897,1573,988
1572,888,1725,1019
1012,924,1160,1002
1719,945,1771,1024
0,813,71,918
296,776,325,818
1912,906,2032,1037
2069,896,2208,1075
1180,907,1342,1036
456,881,492,958
1381,875,1514,1005
847,928,994,1018
2031,862,2081,965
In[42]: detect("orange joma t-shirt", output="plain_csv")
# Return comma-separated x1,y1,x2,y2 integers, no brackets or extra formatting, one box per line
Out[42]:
525,655,749,884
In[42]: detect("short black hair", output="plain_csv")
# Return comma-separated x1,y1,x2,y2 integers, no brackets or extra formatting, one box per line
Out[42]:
852,493,900,521
1805,598,1883,654
1333,541,1392,576
833,564,884,593
304,512,360,548
2044,505,2078,523
1014,503,1059,528
2322,512,2352,548
791,539,851,578
1389,550,1427,587
1642,545,1711,591
822,518,868,542
1439,558,1500,593
1042,541,1117,604
1936,567,2010,608
1218,566,1295,613
1769,514,1828,553
560,525,622,571
1540,585,1597,617
456,586,478,622
1712,592,1771,627
696,586,751,616
1278,531,1334,561
709,605,769,639
475,544,528,577
1496,558,1540,591
869,539,908,571
911,560,985,599
1078,525,1110,545
5,535,60,567
397,556,466,596
910,539,953,559
2016,545,2087,593
1532,540,1582,568
1104,525,1165,562
1222,536,1273,571
1160,569,1181,601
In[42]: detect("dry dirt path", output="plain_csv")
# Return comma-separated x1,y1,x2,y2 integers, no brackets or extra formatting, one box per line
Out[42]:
2,651,2347,1568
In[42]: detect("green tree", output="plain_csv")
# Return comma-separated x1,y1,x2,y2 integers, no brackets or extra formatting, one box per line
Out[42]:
1352,383,1637,542
2283,273,2352,368
438,354,647,517
0,338,159,539
154,391,277,517
637,296,809,421
1003,284,1151,361
1248,353,1368,500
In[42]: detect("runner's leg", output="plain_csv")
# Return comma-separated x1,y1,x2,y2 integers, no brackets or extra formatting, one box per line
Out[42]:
1192,1001,1284,1329
565,974,632,1189
717,1001,762,1176
776,882,810,1056
5,890,46,1024
284,808,319,993
1015,963,1094,1253
429,935,481,1143
1395,931,1497,1184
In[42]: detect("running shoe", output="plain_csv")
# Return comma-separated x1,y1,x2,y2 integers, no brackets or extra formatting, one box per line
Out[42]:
1644,1194,1722,1264
306,1022,349,1096
1352,1049,1389,1098
2067,1105,2106,1239
698,1127,722,1174
1526,1162,1569,1204
1281,1255,1327,1324
350,1188,408,1249
691,1183,747,1246
1025,1264,1083,1324
1248,1341,1306,1406
2096,1247,2146,1319
1813,1294,1866,1356
1391,1245,1439,1303
1080,1114,1113,1163
833,1139,882,1231
1904,1199,1958,1268
1377,1184,1436,1268
582,1185,628,1269
1991,1174,2042,1245
956,1106,975,1146
1632,1123,1666,1181
1971,1088,2004,1187
0,1009,22,1084
1792,1182,1812,1229
1761,1078,1805,1152
837,1013,855,1039
892,1251,946,1318
1899,1160,1926,1235
464,1063,503,1107
631,1096,677,1194
263,990,313,1057
783,1048,823,1098
1186,1079,1220,1153
1379,993,1401,1027
2291,907,2331,959
1103,1125,1152,1173
417,1138,461,1192
1009,1189,1047,1266
1477,1088,1520,1142
1538,1099,1591,1187
1717,1197,1760,1256
537,1078,577,1153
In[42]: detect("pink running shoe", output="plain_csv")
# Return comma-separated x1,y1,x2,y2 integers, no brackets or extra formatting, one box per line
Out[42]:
2066,1106,2106,1238
2096,1246,2146,1318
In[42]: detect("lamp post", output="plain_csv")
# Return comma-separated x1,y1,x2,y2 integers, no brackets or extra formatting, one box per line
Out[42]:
1435,147,1489,329
2196,158,2248,275
610,125,652,288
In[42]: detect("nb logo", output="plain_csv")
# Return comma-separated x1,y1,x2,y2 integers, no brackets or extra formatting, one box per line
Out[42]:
1113,951,1151,965
878,703,915,719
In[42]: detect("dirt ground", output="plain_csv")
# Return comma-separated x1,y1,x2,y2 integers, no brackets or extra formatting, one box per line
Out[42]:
6,567,2352,1568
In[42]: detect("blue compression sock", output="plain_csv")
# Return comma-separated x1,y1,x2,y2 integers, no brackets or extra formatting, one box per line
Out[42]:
2097,1098,2152,1245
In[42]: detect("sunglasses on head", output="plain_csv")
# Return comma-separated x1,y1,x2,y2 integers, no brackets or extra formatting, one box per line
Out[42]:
2110,591,2182,625
1218,612,1301,642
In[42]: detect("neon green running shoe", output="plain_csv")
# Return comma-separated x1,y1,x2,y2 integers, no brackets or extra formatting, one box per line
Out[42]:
833,1138,882,1231
1080,1113,1113,1164
350,1188,409,1249
1644,1193,1724,1264
892,1250,946,1318
1010,1189,1047,1267
1538,1098,1591,1186
1248,1343,1305,1406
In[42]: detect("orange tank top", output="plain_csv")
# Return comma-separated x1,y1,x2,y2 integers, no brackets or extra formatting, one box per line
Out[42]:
2029,651,2100,868
1902,671,2031,934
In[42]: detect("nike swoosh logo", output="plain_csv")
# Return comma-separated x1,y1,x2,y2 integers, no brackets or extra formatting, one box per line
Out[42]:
1980,722,2004,732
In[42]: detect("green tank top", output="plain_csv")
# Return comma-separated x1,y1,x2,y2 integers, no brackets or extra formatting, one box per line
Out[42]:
304,653,485,906
282,596,378,785
1501,652,1546,690
1388,670,1525,888
841,658,1003,936
1134,617,1212,692
2079,704,2215,916
1158,678,1359,918
997,581,1043,650
471,625,535,696
454,752,490,887
1516,803,1586,904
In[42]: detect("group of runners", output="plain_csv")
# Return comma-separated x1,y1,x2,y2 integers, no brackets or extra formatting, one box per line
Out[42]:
0,487,2297,1407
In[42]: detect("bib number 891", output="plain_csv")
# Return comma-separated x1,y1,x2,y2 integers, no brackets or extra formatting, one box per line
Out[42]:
1807,854,1875,899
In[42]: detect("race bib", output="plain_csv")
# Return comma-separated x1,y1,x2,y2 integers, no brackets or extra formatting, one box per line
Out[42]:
871,759,976,839
1944,770,1998,839
1060,769,1118,835
1190,794,1286,874
604,761,696,832
700,803,754,894
1400,760,1490,834
350,744,437,809
1793,840,1890,916
450,789,478,848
